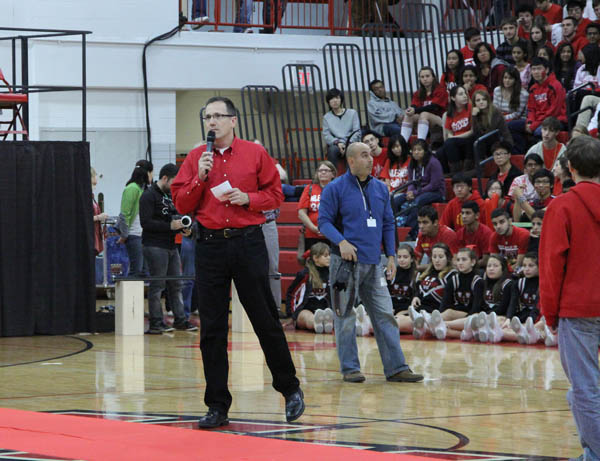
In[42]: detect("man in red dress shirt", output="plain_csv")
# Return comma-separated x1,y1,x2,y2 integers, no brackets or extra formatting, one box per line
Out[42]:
171,96,304,428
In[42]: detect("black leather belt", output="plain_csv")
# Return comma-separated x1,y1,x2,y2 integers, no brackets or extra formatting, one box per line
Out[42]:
199,225,260,240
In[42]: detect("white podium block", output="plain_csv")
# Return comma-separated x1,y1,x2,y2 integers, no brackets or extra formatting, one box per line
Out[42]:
115,280,145,336
231,281,254,333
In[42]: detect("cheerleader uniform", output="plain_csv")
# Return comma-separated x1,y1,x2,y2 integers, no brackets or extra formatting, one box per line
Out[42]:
388,267,415,314
506,276,539,323
440,269,484,314
414,269,448,313
481,277,517,317
287,266,331,321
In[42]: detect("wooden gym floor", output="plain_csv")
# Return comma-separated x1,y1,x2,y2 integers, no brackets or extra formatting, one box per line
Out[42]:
0,320,582,460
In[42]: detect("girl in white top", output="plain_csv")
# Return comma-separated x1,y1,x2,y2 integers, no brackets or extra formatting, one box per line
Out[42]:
574,43,600,88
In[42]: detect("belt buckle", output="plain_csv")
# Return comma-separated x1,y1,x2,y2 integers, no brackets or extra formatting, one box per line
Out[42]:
223,228,232,238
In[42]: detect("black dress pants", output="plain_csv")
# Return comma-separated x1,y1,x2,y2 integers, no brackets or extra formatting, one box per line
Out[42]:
195,226,299,413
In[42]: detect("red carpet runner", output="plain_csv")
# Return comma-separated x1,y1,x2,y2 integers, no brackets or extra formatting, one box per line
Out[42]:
0,408,436,460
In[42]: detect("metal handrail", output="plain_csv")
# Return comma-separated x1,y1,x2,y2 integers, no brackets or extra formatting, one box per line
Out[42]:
473,129,500,196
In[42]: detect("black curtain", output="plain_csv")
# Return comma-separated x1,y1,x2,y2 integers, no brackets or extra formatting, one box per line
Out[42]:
0,141,96,336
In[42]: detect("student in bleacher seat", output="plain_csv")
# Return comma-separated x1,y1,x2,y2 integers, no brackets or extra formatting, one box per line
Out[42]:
489,208,530,269
392,140,445,239
440,173,485,232
399,66,447,143
508,57,567,155
516,3,534,40
488,141,523,197
460,27,482,66
527,209,544,254
524,116,566,170
367,79,404,138
493,67,529,123
552,154,572,194
414,205,459,270
426,247,484,340
286,242,333,334
508,152,544,205
362,130,388,179
437,85,474,173
440,49,464,92
380,134,410,196
513,168,555,221
322,88,361,170
460,65,488,100
471,89,513,159
554,42,577,93
474,42,506,96
455,201,492,265
297,160,336,250
482,179,514,230
497,17,529,66
408,242,454,339
529,18,555,61
512,42,531,89
536,45,555,65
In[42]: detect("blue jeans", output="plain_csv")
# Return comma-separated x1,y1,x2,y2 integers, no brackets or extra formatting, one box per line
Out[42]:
559,317,600,460
393,191,444,239
508,119,542,155
125,235,144,277
233,0,253,32
330,254,409,378
382,122,402,137
180,235,196,318
143,246,186,327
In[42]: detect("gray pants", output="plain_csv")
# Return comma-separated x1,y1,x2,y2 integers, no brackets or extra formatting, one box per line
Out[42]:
262,220,281,307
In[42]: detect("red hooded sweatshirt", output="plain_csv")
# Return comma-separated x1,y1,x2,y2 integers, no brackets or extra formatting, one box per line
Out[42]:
539,181,600,328
526,73,567,132
439,190,486,232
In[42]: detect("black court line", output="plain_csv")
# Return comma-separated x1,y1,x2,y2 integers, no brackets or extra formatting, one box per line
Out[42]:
0,336,93,368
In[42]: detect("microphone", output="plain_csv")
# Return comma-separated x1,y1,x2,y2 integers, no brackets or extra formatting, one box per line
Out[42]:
204,130,216,180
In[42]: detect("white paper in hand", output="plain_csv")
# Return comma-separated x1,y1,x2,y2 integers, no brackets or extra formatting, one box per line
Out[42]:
211,180,233,201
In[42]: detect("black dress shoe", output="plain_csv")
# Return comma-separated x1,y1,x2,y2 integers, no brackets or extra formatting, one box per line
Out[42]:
197,409,229,429
285,388,305,423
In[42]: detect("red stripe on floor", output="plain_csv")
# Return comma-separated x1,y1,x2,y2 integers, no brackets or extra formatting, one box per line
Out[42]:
0,408,437,460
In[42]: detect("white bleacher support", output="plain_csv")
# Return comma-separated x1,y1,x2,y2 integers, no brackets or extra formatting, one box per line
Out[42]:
115,280,145,336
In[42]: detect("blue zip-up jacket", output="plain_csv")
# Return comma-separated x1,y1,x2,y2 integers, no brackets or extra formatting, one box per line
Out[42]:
318,171,395,264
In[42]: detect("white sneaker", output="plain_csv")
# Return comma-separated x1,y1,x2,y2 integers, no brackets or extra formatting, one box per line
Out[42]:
313,309,325,334
430,310,442,328
323,308,334,333
413,327,426,339
434,321,447,340
356,304,366,323
474,311,488,330
478,328,489,343
460,315,474,341
409,305,425,329
544,324,558,347
510,316,523,334
525,317,539,344
488,312,504,343
421,311,433,333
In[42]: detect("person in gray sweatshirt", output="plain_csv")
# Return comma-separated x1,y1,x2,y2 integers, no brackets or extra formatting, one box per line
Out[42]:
367,79,404,137
322,88,361,169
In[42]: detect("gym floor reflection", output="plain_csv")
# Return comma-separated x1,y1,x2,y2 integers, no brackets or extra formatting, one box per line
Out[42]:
0,330,578,459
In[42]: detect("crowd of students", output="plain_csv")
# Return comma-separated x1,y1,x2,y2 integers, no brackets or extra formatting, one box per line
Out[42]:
284,1,600,346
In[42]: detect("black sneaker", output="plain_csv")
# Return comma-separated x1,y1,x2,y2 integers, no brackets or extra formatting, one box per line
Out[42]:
161,322,175,332
146,324,164,335
174,320,198,331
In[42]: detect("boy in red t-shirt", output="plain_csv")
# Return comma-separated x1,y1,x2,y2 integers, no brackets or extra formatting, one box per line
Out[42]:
534,0,564,25
362,131,388,178
440,172,486,231
489,208,530,268
414,205,459,270
460,27,482,66
455,201,492,265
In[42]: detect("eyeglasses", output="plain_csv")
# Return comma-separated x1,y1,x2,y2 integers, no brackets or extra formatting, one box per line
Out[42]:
534,180,551,185
203,113,235,121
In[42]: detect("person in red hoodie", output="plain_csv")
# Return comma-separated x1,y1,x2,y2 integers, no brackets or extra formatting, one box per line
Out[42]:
539,135,600,461
507,56,567,155
440,173,485,231
534,0,564,25
567,0,592,40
